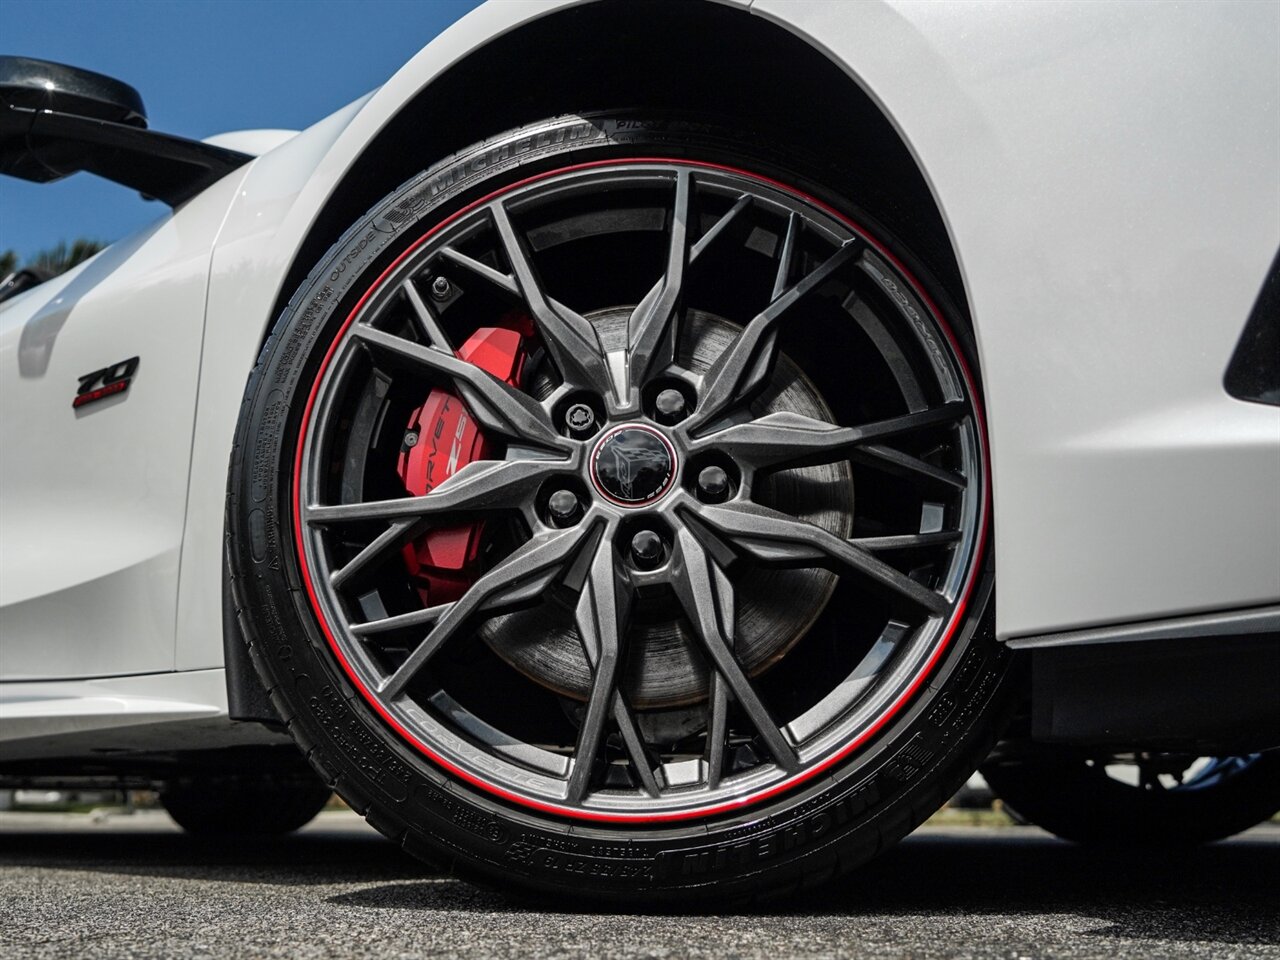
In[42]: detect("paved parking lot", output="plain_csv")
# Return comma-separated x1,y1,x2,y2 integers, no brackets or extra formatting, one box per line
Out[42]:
1,809,1277,960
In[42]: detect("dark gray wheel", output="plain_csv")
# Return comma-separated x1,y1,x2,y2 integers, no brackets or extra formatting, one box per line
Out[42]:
229,113,1010,902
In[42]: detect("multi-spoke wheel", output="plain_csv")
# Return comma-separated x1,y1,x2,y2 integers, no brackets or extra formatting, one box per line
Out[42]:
982,751,1280,846
229,114,1009,901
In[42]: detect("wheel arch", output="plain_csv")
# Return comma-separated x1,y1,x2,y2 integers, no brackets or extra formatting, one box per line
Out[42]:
263,0,970,342
216,0,980,697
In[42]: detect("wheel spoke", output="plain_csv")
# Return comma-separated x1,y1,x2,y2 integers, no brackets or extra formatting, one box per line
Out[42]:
704,671,730,789
378,523,592,699
306,458,568,525
489,202,615,399
686,501,951,616
351,600,452,637
690,192,752,262
351,324,567,451
628,182,753,394
329,517,419,590
671,527,799,772
440,237,612,395
690,239,861,431
851,402,968,443
855,444,967,491
850,530,962,552
691,402,968,473
624,170,692,391
569,527,659,797
613,697,661,797
437,246,519,297
772,211,800,301
624,170,690,394
566,527,633,803
401,278,453,353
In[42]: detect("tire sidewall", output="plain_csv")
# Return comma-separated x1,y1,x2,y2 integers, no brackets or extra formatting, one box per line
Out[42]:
229,113,1008,901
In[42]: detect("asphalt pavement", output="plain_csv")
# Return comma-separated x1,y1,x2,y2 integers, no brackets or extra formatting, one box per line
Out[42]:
1,809,1277,960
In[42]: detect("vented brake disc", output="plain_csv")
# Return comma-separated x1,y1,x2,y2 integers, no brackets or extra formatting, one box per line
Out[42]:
479,308,853,708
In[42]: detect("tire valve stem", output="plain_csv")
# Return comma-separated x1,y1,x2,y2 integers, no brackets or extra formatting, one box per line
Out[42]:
430,276,452,301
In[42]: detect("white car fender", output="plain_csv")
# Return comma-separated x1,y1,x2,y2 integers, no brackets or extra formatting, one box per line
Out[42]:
174,0,1277,672
0,170,248,680
749,0,1280,637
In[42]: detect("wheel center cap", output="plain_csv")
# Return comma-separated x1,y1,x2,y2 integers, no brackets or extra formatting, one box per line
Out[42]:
590,424,677,507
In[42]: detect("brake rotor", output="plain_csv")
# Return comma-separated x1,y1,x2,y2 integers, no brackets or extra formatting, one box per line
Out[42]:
479,308,853,709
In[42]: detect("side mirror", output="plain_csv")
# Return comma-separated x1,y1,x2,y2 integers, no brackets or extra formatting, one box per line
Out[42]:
0,56,251,207
0,266,51,305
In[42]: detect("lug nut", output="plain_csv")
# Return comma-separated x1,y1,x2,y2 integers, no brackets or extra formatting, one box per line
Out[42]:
653,388,687,426
430,276,452,301
547,490,582,527
696,465,731,503
564,402,597,438
630,530,664,569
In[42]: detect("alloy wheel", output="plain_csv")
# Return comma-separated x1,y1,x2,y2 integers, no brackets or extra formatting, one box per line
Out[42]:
293,160,988,820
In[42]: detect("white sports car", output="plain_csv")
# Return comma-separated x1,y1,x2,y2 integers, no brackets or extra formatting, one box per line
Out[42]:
2,0,1277,903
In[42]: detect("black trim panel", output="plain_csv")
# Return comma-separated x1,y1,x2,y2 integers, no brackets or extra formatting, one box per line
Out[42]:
222,553,283,729
1032,633,1280,752
1007,605,1280,650
1225,249,1280,406
0,102,250,207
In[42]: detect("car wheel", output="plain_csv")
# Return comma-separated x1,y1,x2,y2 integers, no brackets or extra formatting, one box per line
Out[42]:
982,751,1280,846
160,775,332,835
227,113,1009,903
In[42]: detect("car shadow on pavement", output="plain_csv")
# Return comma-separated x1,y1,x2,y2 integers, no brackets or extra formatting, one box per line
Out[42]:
325,829,1280,949
0,824,420,887
3,818,1275,950
816,829,1280,948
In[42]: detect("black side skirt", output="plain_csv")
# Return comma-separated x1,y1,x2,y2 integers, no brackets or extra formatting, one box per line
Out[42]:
1031,632,1280,753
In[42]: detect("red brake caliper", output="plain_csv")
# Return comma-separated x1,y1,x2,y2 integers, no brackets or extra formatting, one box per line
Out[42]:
395,312,534,606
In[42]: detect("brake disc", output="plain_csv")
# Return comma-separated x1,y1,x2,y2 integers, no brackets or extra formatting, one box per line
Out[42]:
480,308,853,708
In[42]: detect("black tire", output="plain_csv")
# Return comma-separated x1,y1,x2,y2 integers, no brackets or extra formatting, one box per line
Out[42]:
227,112,1012,903
982,752,1280,846
160,775,332,836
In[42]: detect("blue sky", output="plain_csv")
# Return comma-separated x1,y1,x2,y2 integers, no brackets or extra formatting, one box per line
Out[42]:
1,0,482,262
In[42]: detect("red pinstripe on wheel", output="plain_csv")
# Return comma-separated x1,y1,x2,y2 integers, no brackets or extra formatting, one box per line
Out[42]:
291,158,991,823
